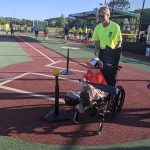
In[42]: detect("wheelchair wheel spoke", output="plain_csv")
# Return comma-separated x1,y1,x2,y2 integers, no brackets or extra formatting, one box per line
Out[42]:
115,86,125,114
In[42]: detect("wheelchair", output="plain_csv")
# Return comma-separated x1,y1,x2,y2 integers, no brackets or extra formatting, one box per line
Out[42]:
65,48,125,135
147,82,150,89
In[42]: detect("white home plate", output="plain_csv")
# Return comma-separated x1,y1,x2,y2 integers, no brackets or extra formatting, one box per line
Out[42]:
61,46,80,50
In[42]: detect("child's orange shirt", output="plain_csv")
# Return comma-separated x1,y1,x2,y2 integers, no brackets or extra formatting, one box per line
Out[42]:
83,70,107,84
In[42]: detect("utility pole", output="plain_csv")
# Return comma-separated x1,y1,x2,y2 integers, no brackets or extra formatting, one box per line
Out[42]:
111,0,115,17
136,0,146,42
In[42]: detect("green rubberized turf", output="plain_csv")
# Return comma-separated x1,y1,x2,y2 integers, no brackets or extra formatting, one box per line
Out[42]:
0,37,32,68
38,38,95,58
38,37,150,72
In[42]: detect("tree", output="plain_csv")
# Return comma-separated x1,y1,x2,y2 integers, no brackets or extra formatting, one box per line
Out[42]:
58,14,67,27
134,8,150,30
108,0,130,10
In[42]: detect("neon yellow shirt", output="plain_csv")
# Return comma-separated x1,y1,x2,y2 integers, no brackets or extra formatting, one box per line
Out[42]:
92,21,122,49
78,27,83,33
4,23,10,31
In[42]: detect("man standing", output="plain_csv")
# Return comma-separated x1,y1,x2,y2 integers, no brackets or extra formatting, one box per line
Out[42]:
34,22,40,39
10,22,15,37
92,6,122,59
64,24,69,43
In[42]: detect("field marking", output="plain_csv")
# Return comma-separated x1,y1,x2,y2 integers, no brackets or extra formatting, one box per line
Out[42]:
61,46,80,50
46,65,85,73
16,36,55,63
0,71,79,87
45,60,62,67
47,60,87,65
0,71,80,103
0,72,30,86
0,85,65,103
31,72,80,83
17,36,86,74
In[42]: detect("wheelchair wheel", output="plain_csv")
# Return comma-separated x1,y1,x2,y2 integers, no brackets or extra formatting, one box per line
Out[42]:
106,97,116,119
147,83,150,89
96,119,104,135
114,86,125,114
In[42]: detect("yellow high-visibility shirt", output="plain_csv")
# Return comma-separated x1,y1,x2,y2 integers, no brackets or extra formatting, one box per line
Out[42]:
92,21,122,49
4,23,10,30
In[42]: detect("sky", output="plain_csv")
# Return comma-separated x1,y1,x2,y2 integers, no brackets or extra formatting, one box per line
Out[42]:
0,0,150,20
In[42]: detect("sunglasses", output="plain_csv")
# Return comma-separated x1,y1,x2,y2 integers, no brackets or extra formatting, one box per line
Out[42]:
99,14,105,19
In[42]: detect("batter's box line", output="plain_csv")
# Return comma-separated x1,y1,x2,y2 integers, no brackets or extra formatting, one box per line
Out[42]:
46,65,85,73
0,72,80,102
0,85,65,103
45,60,62,67
0,72,31,86
45,60,86,73
46,60,87,66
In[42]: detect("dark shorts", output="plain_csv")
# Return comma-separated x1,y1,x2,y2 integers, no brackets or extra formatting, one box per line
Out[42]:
35,31,39,34
11,29,14,33
64,32,68,35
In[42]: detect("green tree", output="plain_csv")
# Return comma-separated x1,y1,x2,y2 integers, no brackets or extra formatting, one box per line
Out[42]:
58,14,66,27
134,8,150,30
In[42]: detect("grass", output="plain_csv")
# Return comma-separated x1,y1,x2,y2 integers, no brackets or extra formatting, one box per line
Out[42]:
0,136,150,150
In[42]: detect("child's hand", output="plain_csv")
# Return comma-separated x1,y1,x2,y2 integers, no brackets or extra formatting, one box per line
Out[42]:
79,78,87,83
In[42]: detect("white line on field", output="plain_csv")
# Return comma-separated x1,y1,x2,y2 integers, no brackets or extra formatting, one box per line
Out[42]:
16,36,55,63
0,72,30,86
46,65,85,73
45,60,62,67
0,85,65,103
31,72,79,83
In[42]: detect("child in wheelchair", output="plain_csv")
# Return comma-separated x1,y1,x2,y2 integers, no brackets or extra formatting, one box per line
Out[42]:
65,57,108,115
79,57,107,102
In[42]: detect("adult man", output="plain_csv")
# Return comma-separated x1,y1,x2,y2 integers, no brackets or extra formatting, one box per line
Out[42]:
10,22,15,37
34,22,40,39
92,6,122,60
64,24,69,43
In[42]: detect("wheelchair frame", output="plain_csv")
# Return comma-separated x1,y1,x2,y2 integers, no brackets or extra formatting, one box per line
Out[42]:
65,48,125,135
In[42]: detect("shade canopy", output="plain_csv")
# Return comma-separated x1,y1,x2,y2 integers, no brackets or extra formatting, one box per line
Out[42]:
69,8,139,20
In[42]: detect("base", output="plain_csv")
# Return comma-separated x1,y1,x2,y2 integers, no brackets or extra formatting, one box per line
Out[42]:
60,70,74,75
41,106,70,122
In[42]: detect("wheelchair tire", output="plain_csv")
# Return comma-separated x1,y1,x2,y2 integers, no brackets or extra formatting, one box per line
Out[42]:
147,83,150,89
96,120,104,135
114,86,125,114
106,98,116,119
